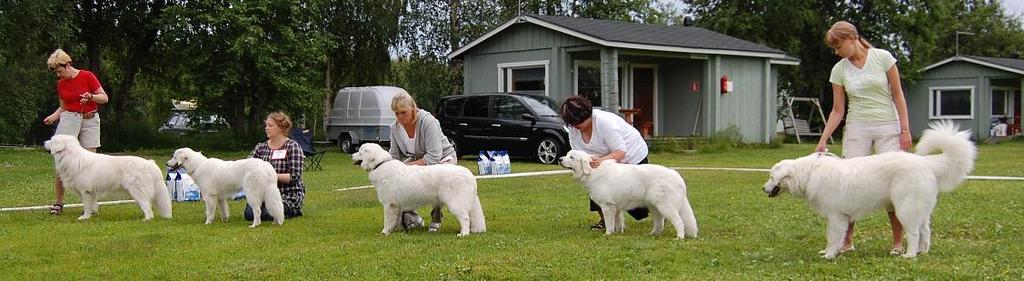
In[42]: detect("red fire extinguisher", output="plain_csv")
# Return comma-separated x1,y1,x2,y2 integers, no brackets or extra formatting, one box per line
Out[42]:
720,75,729,94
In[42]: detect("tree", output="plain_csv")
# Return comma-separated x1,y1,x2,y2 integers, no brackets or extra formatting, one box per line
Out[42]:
0,0,77,144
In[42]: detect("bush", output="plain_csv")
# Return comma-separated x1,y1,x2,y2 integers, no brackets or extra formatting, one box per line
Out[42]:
99,117,263,152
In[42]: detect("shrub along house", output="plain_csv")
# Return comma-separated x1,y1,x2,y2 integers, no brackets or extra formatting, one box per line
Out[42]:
447,14,799,143
907,56,1023,139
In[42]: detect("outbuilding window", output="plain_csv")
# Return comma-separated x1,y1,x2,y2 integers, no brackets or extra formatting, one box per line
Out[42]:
929,86,974,119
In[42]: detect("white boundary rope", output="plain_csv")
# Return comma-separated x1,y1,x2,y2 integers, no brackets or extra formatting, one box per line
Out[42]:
5,167,1023,212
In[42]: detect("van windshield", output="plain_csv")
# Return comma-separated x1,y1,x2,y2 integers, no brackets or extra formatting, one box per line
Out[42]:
520,95,559,116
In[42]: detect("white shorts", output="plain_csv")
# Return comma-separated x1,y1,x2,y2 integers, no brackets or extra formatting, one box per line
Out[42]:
842,121,899,158
54,111,101,148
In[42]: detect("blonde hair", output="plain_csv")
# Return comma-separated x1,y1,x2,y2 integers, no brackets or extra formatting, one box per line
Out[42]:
390,90,418,112
266,111,293,131
825,21,873,49
47,49,72,69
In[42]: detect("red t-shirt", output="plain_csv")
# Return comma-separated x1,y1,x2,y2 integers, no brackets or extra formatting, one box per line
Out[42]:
57,70,102,113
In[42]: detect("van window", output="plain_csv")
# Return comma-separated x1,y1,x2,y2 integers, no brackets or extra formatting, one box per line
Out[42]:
463,96,489,118
443,98,463,117
495,96,528,120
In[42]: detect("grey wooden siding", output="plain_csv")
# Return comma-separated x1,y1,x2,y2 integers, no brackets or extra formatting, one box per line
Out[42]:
462,23,593,96
717,56,771,142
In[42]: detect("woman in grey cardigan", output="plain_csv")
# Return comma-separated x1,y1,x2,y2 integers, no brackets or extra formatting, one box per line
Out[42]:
389,90,457,231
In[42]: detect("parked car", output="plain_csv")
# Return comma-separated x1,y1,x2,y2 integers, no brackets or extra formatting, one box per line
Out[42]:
158,110,229,135
437,92,569,164
326,86,404,153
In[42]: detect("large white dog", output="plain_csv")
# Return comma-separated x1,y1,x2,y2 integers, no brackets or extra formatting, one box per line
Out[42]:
559,150,698,239
167,148,284,227
763,121,976,259
351,143,485,236
44,135,172,220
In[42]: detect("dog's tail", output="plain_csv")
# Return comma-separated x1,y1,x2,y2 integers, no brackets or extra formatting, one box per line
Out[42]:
915,120,977,193
679,194,698,238
150,160,173,218
469,195,487,233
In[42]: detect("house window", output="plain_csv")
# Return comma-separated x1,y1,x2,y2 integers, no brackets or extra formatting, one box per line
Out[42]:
498,60,548,96
574,61,623,107
576,62,602,107
930,86,974,119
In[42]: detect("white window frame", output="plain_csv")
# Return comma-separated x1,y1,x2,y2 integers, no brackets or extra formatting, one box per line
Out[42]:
929,86,975,120
497,60,549,96
991,87,1015,118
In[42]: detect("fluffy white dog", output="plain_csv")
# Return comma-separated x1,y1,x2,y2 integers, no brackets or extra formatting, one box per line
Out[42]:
167,148,284,227
44,135,172,220
559,150,698,239
763,121,976,259
351,143,485,236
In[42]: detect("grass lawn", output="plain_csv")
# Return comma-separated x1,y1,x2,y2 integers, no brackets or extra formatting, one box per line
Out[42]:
1,141,1023,279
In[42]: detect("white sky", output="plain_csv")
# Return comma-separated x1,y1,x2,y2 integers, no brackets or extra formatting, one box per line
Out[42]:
1001,0,1024,21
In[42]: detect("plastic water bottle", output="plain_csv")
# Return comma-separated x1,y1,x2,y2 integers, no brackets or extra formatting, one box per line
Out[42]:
174,171,185,202
501,150,512,174
477,151,492,175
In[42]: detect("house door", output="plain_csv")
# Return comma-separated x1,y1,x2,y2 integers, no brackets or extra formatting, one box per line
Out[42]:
631,66,656,137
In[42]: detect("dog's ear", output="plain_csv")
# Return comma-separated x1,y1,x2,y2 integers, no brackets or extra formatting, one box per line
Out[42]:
47,139,67,153
577,155,592,176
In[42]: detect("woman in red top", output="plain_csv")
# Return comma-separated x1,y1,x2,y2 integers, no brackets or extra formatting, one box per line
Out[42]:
43,49,109,215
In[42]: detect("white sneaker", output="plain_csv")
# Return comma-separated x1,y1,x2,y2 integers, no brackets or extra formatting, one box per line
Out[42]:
428,222,441,232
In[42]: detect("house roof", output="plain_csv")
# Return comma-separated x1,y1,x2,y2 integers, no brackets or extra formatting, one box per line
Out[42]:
448,14,799,64
922,56,1024,76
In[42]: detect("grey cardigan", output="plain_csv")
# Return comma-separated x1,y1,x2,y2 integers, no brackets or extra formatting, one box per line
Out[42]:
389,109,456,165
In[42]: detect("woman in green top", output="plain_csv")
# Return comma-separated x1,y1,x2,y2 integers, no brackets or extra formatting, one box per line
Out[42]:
817,21,912,255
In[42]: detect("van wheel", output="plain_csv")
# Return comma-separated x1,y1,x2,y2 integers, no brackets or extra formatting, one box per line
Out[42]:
340,135,355,153
536,137,561,164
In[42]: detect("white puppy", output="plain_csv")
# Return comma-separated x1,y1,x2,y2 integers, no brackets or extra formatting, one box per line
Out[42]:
167,148,284,227
352,143,485,236
559,150,698,239
763,121,976,259
43,135,172,220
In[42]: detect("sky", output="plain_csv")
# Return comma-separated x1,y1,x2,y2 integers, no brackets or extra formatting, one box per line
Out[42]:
1001,0,1024,21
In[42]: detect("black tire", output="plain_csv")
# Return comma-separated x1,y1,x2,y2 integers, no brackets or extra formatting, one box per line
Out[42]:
339,135,355,153
535,136,561,164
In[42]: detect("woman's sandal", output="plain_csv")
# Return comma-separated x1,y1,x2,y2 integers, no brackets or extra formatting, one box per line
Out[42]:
590,220,605,230
49,203,64,215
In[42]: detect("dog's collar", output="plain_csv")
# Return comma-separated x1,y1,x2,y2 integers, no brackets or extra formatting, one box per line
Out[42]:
370,160,388,172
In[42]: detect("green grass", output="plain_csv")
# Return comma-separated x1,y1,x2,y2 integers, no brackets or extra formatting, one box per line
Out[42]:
1,143,1023,279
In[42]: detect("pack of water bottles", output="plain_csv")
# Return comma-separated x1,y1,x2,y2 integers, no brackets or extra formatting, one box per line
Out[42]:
476,150,511,175
165,167,202,202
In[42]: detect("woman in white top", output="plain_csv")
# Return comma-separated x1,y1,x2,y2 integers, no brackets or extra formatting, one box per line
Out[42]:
389,90,457,232
817,21,912,255
560,95,650,230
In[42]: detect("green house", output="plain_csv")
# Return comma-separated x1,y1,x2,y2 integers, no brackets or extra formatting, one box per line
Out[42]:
908,56,1023,139
447,14,798,142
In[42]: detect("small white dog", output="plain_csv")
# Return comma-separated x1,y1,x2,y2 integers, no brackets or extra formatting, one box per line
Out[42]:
763,121,976,259
559,150,698,239
352,143,485,236
167,148,284,227
44,135,172,220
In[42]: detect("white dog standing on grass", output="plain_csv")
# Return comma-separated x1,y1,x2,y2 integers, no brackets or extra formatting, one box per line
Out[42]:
559,150,698,239
167,148,284,227
763,121,976,259
43,135,172,220
352,143,485,237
